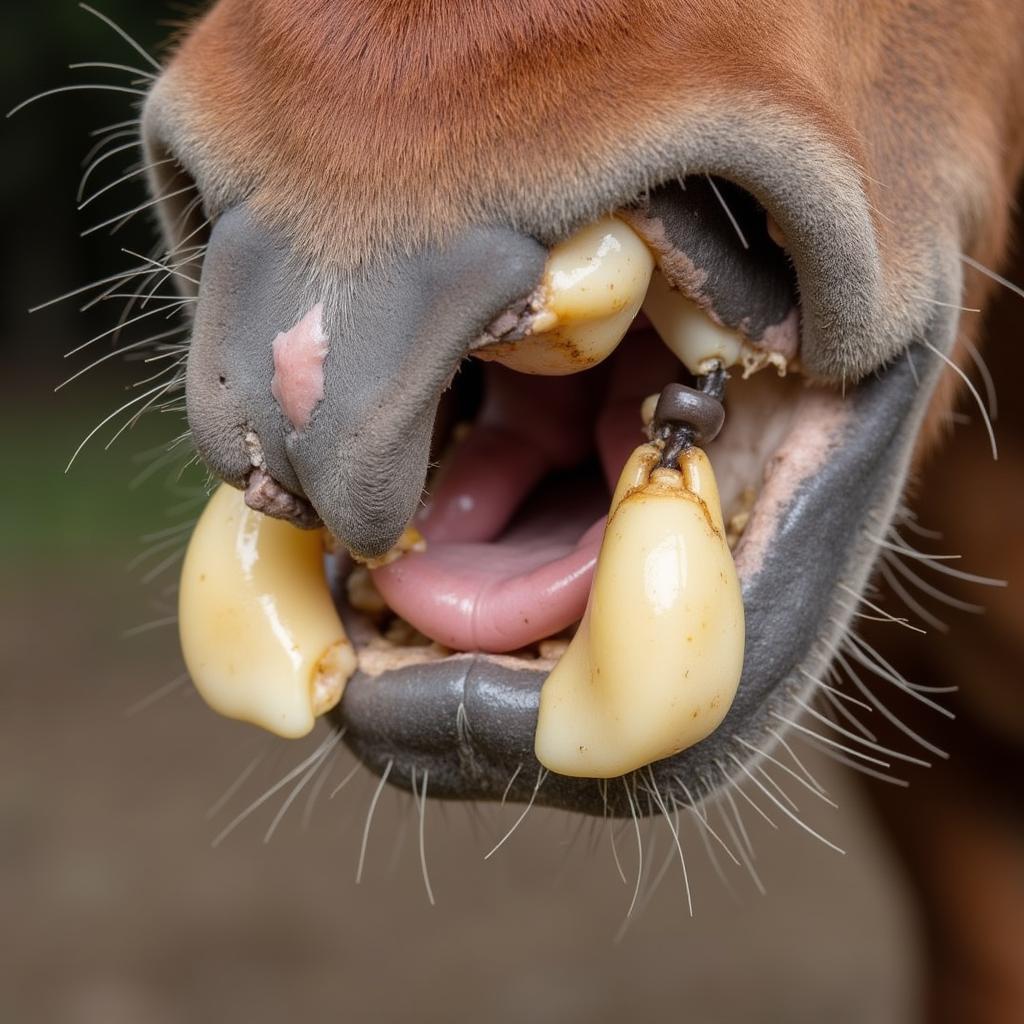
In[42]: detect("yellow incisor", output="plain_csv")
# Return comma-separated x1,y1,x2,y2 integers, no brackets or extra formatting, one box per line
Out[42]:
475,216,654,374
178,484,356,738
535,444,745,778
641,269,743,375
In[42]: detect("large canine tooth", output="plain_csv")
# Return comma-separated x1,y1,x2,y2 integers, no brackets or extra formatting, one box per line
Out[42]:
475,217,654,374
534,444,744,778
642,269,744,375
178,484,356,738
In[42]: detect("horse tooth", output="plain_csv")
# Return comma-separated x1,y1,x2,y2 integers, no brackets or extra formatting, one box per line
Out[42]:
534,443,745,779
641,269,745,375
178,484,356,738
475,216,654,374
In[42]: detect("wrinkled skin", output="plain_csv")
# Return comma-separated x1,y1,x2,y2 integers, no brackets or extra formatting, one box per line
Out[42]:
140,2,1024,1019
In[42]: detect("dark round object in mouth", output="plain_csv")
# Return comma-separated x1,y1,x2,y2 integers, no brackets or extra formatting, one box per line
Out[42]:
652,371,727,466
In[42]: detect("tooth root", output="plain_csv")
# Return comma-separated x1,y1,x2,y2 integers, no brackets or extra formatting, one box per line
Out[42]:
178,484,357,738
476,217,654,375
535,445,744,779
642,269,744,375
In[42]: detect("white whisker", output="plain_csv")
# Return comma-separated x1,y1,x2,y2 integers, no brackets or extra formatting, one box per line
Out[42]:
328,761,362,799
79,136,141,195
877,560,949,632
714,760,776,828
79,157,174,210
30,261,151,312
212,734,336,847
301,750,338,831
911,294,981,313
837,581,927,634
79,2,162,72
728,754,845,855
834,649,949,759
7,83,146,119
767,729,829,796
264,733,341,843
608,817,628,885
960,335,998,421
771,712,892,768
717,784,765,894
414,768,435,906
500,763,522,806
122,614,176,637
205,751,267,821
65,380,173,472
623,777,645,917
354,761,391,882
484,767,547,860
69,60,156,80
922,338,998,460
123,672,188,717
705,175,749,249
733,737,838,808
65,301,189,357
960,252,1024,302
646,769,692,915
82,183,196,237
881,553,986,613
677,780,740,863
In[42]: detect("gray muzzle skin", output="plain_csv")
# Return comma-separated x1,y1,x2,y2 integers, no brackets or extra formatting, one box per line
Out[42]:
185,204,547,558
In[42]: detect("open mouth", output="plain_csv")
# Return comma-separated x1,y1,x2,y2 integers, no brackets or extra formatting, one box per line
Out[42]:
174,169,959,817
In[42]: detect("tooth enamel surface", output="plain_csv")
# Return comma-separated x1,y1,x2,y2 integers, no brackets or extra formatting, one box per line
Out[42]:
476,217,654,374
178,484,356,738
642,269,745,375
534,444,745,778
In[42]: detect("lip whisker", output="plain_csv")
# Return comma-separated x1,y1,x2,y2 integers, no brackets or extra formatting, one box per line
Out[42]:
78,2,163,73
716,782,766,895
355,759,393,884
484,766,547,861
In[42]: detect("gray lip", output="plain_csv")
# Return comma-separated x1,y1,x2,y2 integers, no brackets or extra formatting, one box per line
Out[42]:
332,299,956,817
184,205,547,558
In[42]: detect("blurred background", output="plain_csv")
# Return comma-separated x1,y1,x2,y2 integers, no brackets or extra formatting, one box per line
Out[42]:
0,4,928,1022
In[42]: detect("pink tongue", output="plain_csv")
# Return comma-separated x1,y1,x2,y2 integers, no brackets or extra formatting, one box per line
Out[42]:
371,339,677,653
372,509,605,653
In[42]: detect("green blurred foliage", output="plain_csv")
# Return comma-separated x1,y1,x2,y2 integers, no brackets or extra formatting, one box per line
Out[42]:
3,2,207,569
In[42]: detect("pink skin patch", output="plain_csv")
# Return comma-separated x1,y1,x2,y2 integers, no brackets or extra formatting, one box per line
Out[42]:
271,303,329,431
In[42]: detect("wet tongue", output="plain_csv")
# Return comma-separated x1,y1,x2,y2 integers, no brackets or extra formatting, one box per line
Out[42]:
370,340,677,653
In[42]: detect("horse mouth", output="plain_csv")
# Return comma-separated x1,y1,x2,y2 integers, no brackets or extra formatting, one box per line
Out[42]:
286,182,956,816
162,136,959,815
331,336,945,817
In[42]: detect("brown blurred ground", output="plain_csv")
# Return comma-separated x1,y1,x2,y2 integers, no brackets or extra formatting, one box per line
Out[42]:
2,534,919,1024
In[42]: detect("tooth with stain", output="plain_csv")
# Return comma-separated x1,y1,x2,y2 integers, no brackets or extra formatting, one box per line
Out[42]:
474,216,654,374
534,443,745,779
178,484,356,738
